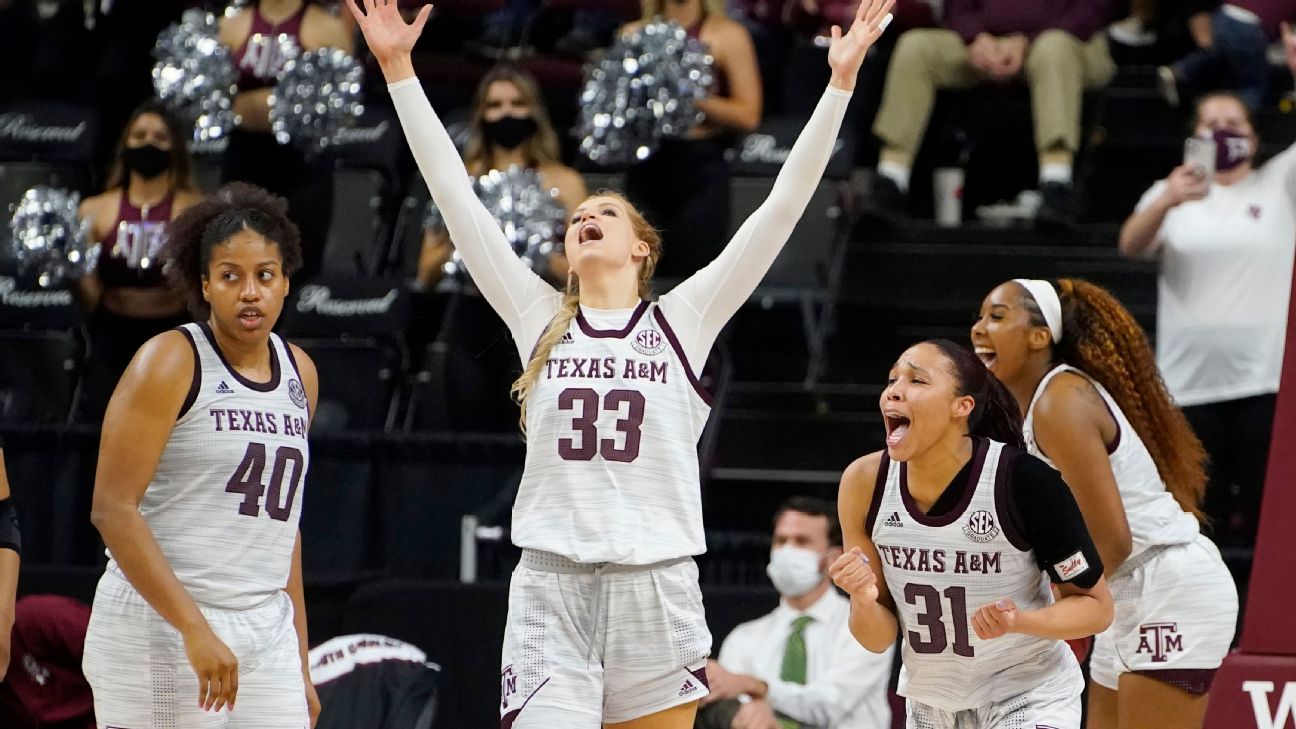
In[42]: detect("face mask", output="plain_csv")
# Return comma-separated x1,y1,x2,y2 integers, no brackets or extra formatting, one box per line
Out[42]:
122,144,171,180
1210,128,1253,172
482,115,538,151
766,546,825,598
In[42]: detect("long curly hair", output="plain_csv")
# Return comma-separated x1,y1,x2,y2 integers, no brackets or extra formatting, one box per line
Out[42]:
163,183,303,317
1047,279,1208,521
509,191,662,432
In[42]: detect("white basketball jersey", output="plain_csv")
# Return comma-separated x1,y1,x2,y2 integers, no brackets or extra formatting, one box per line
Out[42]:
869,439,1078,711
105,322,312,610
512,301,711,564
1023,365,1199,567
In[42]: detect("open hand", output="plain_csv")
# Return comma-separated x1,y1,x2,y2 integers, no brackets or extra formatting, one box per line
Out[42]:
971,597,1018,640
182,624,239,712
346,0,433,70
827,0,896,91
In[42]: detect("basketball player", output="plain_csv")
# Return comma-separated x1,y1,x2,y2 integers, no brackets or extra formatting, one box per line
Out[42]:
349,0,895,726
0,440,19,681
971,279,1238,729
84,183,321,728
833,340,1114,729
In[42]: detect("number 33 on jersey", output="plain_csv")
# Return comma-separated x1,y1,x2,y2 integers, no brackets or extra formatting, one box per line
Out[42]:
511,301,712,565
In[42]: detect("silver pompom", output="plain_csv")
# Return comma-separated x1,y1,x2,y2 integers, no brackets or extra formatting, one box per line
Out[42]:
269,48,365,152
153,9,239,152
8,187,97,289
426,166,566,279
575,19,714,166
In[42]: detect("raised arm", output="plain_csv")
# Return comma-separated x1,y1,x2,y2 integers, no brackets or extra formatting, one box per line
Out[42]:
662,0,894,364
349,0,559,347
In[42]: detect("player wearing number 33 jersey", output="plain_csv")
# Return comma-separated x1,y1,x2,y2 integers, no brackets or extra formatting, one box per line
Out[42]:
835,340,1113,729
362,0,900,722
84,184,321,728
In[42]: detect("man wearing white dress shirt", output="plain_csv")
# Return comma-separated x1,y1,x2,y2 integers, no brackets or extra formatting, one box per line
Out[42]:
697,498,895,729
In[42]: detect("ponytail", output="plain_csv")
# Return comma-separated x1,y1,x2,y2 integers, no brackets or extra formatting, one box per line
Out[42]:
1053,278,1207,521
924,339,1024,448
511,286,580,432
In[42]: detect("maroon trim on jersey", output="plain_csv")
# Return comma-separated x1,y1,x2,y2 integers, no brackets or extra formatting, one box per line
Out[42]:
994,446,1030,551
279,335,310,420
864,451,890,534
197,322,281,392
500,677,550,729
899,438,988,526
176,326,202,421
1134,668,1216,695
653,306,713,406
576,299,649,338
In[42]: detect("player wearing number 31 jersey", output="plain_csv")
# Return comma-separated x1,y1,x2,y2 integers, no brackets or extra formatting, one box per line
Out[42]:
348,0,897,725
84,183,322,728
834,340,1114,729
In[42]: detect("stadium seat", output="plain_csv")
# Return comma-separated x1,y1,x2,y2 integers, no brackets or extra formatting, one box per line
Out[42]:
0,330,82,424
279,277,412,432
323,166,387,276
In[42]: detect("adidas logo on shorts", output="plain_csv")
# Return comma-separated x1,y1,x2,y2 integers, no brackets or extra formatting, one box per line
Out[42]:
215,381,234,394
678,679,699,697
883,511,904,528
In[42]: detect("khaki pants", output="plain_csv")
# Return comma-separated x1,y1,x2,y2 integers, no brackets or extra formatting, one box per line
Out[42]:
873,29,1117,158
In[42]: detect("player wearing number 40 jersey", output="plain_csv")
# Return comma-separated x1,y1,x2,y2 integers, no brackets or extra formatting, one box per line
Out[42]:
348,0,896,726
833,340,1115,729
84,183,322,728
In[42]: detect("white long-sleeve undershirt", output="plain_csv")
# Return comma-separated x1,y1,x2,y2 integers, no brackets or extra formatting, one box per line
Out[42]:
388,77,851,366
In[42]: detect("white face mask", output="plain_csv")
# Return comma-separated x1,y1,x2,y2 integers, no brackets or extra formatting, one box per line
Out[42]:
766,546,825,598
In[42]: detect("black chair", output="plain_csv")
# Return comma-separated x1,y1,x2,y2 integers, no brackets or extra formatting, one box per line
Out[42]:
279,277,412,432
0,330,82,424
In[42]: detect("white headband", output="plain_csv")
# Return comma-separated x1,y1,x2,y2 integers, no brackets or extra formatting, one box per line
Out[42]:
1014,278,1062,343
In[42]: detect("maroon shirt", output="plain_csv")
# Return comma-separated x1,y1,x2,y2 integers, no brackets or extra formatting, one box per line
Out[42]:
945,0,1113,43
0,596,95,729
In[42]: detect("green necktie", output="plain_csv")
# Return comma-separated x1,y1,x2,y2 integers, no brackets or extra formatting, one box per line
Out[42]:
778,615,813,729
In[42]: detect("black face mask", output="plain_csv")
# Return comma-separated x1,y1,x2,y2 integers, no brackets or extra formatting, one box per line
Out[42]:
122,144,171,180
482,115,539,151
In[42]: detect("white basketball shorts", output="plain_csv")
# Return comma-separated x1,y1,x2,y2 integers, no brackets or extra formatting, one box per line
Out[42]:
83,569,307,729
499,549,712,727
906,659,1084,729
1090,533,1238,694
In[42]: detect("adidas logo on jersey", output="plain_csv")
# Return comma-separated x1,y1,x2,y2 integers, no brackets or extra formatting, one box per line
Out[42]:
215,381,234,395
883,511,904,528
558,331,575,345
678,679,699,697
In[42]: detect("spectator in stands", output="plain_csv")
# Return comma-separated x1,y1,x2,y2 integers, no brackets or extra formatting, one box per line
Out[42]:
0,596,95,729
75,101,202,423
623,0,763,279
415,65,586,431
1118,81,1296,552
696,497,893,729
1159,2,1296,110
871,0,1117,222
218,0,354,280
